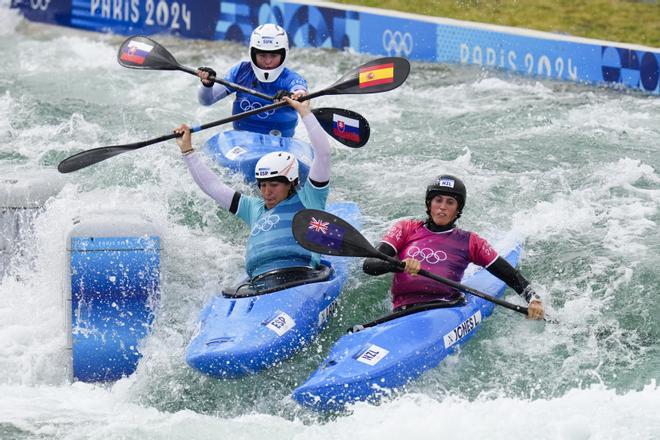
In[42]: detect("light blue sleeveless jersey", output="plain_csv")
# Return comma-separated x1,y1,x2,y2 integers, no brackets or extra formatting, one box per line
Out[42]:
236,181,329,278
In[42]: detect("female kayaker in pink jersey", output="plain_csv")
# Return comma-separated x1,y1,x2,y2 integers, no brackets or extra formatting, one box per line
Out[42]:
363,174,545,320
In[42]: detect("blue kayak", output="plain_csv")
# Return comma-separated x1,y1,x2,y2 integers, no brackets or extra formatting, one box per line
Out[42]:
185,202,361,378
203,130,314,183
292,245,522,411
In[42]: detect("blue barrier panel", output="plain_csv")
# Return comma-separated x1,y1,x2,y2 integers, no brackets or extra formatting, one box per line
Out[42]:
70,235,160,382
9,0,659,94
361,12,436,60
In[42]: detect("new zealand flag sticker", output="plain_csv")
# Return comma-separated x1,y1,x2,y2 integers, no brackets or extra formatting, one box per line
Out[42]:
306,217,345,251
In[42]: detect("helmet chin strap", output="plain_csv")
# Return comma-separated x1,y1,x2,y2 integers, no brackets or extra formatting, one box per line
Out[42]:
287,182,298,197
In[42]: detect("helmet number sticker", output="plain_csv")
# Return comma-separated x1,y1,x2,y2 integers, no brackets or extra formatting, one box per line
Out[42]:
437,177,455,188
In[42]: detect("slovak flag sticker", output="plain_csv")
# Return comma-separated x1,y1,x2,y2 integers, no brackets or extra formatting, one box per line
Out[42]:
332,114,360,143
119,40,154,65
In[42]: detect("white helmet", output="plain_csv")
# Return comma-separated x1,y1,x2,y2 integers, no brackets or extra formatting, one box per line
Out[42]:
255,151,299,183
249,24,289,83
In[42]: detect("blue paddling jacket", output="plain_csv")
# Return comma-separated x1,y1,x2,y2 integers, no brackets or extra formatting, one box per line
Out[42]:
199,61,308,137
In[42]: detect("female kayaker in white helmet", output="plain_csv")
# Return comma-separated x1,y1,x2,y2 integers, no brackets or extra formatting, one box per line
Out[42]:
196,23,308,137
173,96,331,280
363,174,545,320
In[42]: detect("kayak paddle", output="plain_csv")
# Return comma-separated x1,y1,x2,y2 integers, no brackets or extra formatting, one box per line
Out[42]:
58,54,408,174
118,35,274,100
57,107,369,174
117,35,371,148
292,208,545,320
117,35,410,101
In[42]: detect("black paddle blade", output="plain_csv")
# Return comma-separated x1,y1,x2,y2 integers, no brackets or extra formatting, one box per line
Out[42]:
327,57,410,95
293,209,378,258
57,145,133,173
117,35,179,70
57,131,178,174
312,107,370,148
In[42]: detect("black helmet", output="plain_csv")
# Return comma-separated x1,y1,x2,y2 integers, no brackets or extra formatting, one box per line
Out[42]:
425,175,467,214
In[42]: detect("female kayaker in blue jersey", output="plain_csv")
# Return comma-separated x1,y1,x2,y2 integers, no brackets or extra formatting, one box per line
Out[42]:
173,96,330,282
196,23,308,138
363,175,545,320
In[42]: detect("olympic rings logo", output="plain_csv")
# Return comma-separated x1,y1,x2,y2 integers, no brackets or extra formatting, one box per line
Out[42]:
30,0,50,10
251,213,280,235
406,246,447,265
382,30,413,57
239,98,275,119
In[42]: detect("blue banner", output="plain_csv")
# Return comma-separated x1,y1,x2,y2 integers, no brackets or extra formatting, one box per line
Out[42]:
10,0,660,94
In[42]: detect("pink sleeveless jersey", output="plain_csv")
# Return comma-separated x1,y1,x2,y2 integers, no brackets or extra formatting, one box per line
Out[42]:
382,219,498,309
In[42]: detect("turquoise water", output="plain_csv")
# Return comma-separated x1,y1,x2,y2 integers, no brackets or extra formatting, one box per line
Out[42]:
1,6,660,439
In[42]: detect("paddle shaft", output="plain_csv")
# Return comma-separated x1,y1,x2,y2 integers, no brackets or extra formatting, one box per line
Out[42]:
112,96,337,150
177,64,275,101
378,253,529,317
181,87,340,140
135,77,366,149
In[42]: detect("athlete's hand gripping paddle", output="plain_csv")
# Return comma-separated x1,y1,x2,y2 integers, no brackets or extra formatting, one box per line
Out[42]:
117,35,275,100
292,209,553,321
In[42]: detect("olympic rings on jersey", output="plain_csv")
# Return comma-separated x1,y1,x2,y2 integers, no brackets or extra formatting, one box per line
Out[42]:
239,98,275,119
382,29,413,57
30,0,50,10
251,213,281,235
406,246,447,265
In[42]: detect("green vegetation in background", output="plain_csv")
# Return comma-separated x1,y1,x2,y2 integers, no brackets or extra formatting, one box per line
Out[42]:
334,0,660,48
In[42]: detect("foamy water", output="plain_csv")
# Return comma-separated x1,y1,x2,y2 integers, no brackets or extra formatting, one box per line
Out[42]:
1,6,659,439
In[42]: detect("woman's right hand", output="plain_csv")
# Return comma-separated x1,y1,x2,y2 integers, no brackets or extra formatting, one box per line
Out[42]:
402,258,421,276
173,124,193,154
197,67,216,87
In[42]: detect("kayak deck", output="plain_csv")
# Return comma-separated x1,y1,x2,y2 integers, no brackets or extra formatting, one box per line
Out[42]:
185,202,361,378
292,245,522,411
203,130,314,184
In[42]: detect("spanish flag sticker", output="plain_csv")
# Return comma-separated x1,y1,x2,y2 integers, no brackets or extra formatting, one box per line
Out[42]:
358,63,394,88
